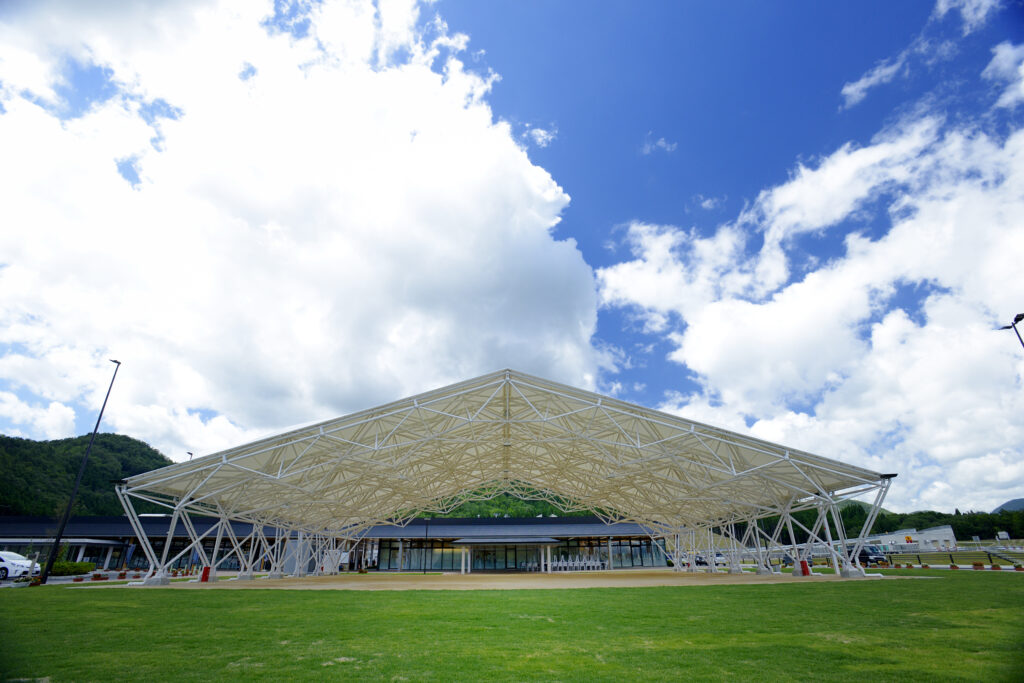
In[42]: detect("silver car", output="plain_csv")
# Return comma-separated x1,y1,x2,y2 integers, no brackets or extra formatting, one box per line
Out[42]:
0,551,41,580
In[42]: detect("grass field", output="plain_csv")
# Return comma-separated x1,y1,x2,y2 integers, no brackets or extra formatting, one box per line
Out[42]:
2,571,1022,681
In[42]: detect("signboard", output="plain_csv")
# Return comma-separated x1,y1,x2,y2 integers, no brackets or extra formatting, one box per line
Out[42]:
904,535,913,543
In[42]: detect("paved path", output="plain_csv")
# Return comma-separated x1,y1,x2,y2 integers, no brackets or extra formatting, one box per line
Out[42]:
151,569,870,591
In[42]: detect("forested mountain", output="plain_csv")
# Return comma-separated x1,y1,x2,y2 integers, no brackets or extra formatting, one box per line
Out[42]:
0,433,172,516
773,500,1024,542
992,498,1024,514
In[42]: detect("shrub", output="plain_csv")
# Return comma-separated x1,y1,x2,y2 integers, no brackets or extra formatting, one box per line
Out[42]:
49,561,96,576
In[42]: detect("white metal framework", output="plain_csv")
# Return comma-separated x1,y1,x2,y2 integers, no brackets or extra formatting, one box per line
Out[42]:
117,369,893,582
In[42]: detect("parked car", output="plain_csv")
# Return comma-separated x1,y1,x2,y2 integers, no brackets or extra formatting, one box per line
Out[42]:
693,553,727,566
848,545,886,566
0,551,41,580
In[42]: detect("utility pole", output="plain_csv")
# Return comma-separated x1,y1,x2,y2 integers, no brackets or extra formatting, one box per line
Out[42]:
39,360,121,584
999,313,1024,351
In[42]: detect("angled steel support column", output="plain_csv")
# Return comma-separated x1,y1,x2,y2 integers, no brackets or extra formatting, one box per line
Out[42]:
208,518,227,582
143,505,180,585
117,485,160,579
265,530,288,579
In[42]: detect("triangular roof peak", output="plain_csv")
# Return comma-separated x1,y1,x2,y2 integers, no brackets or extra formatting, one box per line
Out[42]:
123,369,886,535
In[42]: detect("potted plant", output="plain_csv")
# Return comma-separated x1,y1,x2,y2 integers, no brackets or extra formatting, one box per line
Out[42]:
921,563,929,569
949,564,959,570
972,561,985,570
991,564,1001,571
1014,564,1023,572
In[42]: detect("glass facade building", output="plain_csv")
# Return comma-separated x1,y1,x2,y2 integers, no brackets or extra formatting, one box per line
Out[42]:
377,537,667,571
0,515,671,573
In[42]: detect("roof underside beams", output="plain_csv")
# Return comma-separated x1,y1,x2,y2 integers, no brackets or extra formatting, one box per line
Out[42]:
123,370,887,534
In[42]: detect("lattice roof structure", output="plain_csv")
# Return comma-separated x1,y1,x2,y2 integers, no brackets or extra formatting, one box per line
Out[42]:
120,369,889,541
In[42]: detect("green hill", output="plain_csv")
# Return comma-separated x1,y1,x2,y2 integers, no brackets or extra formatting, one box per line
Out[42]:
0,433,172,517
992,498,1024,514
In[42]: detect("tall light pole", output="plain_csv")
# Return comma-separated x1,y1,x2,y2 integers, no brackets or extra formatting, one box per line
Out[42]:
39,359,121,584
999,313,1024,351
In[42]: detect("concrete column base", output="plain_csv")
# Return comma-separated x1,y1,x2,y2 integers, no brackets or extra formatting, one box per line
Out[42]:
755,566,774,575
840,566,867,578
728,567,744,574
235,573,255,581
141,575,170,586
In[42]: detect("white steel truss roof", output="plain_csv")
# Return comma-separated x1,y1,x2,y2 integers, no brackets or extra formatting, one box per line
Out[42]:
122,369,887,537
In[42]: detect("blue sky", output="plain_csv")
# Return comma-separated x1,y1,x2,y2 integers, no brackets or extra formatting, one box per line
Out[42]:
0,0,1022,512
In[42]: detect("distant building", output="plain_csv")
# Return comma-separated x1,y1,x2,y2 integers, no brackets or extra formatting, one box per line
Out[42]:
866,525,957,550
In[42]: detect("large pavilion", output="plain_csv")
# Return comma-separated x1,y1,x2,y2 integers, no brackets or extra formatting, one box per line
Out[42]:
117,369,893,583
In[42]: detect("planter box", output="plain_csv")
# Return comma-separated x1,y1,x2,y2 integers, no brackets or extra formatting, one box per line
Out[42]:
950,565,959,570
991,565,1001,571
973,563,985,570
72,577,84,582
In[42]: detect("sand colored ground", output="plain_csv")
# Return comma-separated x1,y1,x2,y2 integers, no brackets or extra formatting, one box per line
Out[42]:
125,568,896,591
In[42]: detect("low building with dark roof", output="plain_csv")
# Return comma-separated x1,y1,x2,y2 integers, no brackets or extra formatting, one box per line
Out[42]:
0,515,668,574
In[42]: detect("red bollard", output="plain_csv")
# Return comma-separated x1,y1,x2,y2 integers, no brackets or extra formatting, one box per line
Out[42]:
799,560,810,576
200,566,211,582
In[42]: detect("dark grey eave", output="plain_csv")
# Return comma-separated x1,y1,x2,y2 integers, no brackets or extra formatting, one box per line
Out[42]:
0,515,656,543
362,516,654,540
450,536,559,545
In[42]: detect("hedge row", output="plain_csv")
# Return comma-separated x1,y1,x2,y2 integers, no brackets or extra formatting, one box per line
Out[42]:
48,561,96,576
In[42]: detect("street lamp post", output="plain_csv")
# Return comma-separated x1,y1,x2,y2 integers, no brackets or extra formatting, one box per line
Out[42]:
999,313,1024,351
39,359,121,584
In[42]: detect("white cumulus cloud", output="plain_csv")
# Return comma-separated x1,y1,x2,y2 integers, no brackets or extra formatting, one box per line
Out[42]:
841,54,908,110
934,0,1002,35
526,126,557,148
983,41,1024,109
0,0,606,459
598,104,1024,512
840,0,1001,109
642,133,677,155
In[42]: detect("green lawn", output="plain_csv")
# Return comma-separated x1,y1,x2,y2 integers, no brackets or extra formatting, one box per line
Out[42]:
2,571,1022,681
